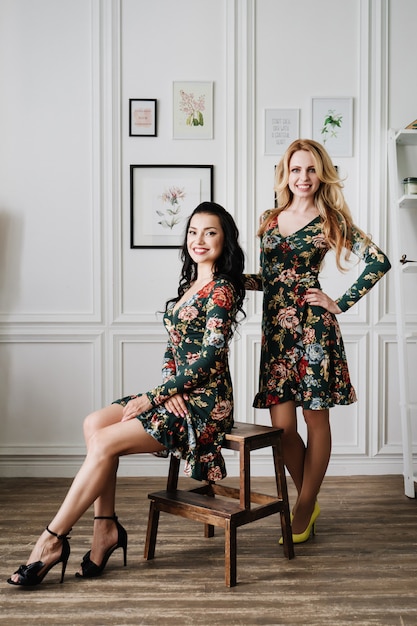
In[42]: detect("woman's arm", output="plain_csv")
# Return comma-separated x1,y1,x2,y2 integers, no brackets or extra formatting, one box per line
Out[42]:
334,226,391,312
146,282,236,407
244,273,263,291
244,210,274,292
161,339,176,383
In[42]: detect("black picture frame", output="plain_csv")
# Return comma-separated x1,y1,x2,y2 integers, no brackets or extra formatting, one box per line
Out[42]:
130,164,213,248
129,99,157,137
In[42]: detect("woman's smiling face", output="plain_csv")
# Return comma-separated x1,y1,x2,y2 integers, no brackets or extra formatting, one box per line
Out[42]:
288,150,321,199
187,212,224,270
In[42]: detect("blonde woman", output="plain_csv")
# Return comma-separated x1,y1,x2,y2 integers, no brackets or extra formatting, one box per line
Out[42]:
245,139,391,543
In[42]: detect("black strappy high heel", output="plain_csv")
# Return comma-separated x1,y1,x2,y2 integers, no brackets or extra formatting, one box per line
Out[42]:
75,514,127,579
7,526,71,587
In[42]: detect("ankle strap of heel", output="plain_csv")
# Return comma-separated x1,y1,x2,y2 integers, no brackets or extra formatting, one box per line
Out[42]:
46,525,71,540
94,514,117,521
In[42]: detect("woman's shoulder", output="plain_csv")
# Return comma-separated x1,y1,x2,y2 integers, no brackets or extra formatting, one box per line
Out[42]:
211,277,236,294
260,208,276,222
209,279,238,314
259,208,280,231
200,278,237,303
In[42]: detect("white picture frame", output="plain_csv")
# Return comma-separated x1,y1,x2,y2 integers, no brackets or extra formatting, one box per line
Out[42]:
264,109,300,155
312,97,353,157
173,81,213,139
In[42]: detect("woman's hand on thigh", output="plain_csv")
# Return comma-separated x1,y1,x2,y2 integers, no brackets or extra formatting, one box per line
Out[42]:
121,394,152,422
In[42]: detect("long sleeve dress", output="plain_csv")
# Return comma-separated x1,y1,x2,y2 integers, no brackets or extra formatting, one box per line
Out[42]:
245,212,391,410
113,279,237,481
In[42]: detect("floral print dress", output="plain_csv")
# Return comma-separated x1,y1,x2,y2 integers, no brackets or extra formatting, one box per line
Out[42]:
113,279,237,481
245,213,391,410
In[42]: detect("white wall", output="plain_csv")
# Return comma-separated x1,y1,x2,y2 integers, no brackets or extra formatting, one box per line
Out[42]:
0,0,416,477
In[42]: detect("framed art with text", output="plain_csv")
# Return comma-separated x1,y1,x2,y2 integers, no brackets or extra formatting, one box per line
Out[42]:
265,109,300,155
129,99,157,137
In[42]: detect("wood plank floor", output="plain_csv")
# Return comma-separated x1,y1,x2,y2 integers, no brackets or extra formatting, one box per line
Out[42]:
0,475,416,626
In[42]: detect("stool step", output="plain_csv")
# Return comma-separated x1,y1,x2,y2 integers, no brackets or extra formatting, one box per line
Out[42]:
192,483,282,506
148,489,284,529
224,422,283,452
148,489,242,520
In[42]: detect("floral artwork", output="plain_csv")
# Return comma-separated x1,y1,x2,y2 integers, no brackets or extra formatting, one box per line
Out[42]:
320,109,343,144
157,186,186,229
173,82,213,139
149,179,198,238
179,90,206,127
312,98,353,157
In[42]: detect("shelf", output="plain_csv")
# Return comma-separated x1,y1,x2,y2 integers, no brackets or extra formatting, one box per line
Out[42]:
388,128,417,498
396,129,417,145
399,195,417,208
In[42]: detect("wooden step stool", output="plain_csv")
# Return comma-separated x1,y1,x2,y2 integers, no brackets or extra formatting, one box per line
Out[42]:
144,422,294,587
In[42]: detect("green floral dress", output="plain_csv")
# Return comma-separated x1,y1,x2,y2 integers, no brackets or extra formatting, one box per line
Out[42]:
113,279,237,481
245,213,391,410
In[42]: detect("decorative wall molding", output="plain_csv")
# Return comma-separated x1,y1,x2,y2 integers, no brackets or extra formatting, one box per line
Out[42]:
0,333,103,456
0,452,405,479
230,0,257,316
368,0,391,326
377,333,417,456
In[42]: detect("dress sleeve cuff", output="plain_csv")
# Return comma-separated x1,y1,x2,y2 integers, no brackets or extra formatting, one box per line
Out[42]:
334,297,350,313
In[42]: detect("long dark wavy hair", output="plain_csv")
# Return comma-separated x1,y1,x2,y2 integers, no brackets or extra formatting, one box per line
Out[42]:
166,202,246,326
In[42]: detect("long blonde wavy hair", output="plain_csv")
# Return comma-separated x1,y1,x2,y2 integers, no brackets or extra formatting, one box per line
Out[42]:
258,138,370,271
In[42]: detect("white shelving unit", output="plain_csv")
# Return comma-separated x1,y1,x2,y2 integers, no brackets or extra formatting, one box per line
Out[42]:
387,128,417,498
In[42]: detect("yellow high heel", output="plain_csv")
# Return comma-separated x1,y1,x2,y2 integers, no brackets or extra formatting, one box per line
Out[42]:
279,501,320,545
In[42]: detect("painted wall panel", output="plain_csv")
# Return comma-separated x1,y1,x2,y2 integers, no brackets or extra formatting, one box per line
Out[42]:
0,338,99,453
388,0,417,129
0,0,98,319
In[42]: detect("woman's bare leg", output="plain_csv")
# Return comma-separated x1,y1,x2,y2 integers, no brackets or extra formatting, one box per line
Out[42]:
81,407,122,563
291,408,331,533
79,405,125,574
269,401,306,494
10,406,165,582
82,407,122,515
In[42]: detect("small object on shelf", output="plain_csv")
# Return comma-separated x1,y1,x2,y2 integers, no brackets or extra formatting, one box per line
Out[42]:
406,119,417,130
402,177,417,195
400,254,417,265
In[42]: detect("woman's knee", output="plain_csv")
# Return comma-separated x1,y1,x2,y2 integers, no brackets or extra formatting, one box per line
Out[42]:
86,427,117,463
83,407,113,442
270,402,297,433
83,410,101,441
83,405,123,442
303,408,330,429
